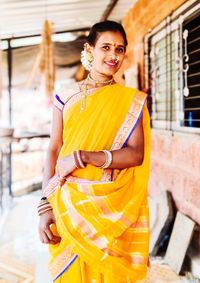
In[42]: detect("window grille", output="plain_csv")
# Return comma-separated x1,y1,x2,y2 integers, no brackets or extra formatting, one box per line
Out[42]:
148,30,176,124
183,13,200,128
144,1,200,130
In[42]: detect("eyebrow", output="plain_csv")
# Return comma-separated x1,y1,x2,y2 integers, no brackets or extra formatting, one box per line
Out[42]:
101,43,125,48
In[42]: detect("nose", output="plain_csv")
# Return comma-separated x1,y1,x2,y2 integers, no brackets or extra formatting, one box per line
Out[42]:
110,53,120,62
110,49,117,57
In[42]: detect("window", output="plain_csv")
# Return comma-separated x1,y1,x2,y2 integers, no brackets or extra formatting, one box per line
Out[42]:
144,1,200,131
183,14,200,128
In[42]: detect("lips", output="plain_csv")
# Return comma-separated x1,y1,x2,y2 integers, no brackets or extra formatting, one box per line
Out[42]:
104,60,119,68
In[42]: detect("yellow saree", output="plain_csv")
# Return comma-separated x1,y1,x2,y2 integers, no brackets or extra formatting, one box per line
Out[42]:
43,83,151,283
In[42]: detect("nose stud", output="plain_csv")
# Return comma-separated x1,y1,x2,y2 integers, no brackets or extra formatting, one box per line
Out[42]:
115,55,120,63
111,55,119,63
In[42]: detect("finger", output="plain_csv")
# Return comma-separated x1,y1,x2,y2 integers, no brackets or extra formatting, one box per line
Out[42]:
44,226,55,242
52,236,62,244
40,231,60,245
38,228,45,243
40,231,51,244
58,177,65,186
43,224,61,244
46,227,61,244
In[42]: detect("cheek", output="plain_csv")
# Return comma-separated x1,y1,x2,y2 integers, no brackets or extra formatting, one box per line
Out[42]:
118,56,125,66
92,54,105,66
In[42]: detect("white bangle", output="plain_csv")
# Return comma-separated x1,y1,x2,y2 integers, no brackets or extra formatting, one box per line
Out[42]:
100,150,112,169
75,150,86,168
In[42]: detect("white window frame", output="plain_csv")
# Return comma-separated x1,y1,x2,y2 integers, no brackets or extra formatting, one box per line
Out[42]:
144,0,200,134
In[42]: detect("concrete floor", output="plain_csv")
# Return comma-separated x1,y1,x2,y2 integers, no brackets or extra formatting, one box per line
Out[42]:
0,191,192,283
0,191,51,283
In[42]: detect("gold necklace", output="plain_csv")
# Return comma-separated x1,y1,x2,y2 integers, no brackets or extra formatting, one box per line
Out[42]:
80,83,87,111
88,73,113,86
80,76,113,111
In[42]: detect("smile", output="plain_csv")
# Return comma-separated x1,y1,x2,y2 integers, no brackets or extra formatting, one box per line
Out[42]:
104,61,119,68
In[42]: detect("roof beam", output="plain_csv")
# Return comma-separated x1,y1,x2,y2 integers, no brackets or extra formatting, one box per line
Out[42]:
1,27,90,41
101,0,119,21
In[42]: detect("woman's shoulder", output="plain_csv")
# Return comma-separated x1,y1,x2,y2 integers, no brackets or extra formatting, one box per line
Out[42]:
55,81,80,102
53,81,81,110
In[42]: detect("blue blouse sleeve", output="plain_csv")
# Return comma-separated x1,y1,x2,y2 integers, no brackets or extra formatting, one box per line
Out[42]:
53,94,65,111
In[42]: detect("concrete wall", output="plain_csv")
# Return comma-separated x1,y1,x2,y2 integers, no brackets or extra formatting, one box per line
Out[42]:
122,0,200,227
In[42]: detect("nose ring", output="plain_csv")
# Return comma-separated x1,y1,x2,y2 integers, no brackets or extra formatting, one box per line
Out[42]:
115,55,120,63
111,55,119,63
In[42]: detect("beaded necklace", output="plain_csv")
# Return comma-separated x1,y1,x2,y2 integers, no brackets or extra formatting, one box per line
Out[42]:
87,73,113,86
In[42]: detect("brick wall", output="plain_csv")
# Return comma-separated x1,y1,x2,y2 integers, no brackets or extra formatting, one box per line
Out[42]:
121,0,200,225
118,0,188,86
149,129,200,224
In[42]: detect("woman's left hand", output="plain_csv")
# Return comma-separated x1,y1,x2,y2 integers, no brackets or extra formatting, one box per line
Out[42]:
56,154,77,178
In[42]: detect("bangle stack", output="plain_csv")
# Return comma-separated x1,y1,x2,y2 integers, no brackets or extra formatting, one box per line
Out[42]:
100,150,113,168
73,150,86,168
37,197,52,216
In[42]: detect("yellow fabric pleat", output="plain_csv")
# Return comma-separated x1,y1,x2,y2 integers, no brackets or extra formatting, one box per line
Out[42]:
47,84,151,283
54,257,131,283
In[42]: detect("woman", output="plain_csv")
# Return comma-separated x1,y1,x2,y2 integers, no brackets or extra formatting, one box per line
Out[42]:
38,20,150,283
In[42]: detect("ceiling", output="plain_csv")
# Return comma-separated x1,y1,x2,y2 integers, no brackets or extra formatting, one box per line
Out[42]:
0,0,136,39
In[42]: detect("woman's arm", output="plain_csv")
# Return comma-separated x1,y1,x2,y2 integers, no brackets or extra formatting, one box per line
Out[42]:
42,106,63,190
81,113,144,169
39,106,63,245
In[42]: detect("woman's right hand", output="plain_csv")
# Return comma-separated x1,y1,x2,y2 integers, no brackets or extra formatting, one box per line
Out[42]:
38,210,61,245
56,154,77,179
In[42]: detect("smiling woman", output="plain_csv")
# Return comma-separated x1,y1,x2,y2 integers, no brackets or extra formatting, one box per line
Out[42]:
38,20,151,283
84,21,127,78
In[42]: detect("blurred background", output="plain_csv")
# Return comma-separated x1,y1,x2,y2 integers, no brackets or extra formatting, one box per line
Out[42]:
0,0,199,282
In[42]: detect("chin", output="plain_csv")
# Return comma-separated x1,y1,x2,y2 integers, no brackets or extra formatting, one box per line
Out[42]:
103,67,119,77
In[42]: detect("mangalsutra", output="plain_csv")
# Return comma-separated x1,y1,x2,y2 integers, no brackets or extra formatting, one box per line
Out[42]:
80,75,113,111
80,83,87,111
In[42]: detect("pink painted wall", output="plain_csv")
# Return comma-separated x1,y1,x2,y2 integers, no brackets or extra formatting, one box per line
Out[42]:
122,0,200,228
149,129,200,225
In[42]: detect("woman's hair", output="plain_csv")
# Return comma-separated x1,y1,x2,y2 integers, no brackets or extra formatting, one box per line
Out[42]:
86,20,128,47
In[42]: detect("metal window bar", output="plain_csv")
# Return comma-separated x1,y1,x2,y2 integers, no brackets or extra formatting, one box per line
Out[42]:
146,10,200,129
183,10,200,128
148,25,177,126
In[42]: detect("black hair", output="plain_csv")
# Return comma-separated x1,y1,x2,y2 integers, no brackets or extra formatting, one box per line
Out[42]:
86,20,128,48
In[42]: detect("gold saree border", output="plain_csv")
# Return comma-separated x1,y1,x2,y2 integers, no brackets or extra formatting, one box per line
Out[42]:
50,246,78,281
47,89,149,281
43,89,147,198
62,84,109,114
102,90,147,181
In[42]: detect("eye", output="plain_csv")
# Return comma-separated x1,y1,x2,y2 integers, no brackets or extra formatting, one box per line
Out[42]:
102,45,110,51
116,47,125,54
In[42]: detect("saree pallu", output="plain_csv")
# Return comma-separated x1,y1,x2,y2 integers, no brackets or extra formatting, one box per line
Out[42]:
43,84,151,283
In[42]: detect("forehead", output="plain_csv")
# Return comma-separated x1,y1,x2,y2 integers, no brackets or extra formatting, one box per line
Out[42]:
95,31,125,46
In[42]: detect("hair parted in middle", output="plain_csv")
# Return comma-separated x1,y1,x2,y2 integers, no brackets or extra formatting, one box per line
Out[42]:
86,20,128,48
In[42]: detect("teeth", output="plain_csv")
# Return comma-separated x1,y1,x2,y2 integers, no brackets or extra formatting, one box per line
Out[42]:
105,61,116,66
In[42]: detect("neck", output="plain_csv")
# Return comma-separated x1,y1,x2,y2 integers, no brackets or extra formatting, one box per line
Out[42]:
89,71,113,83
88,72,113,87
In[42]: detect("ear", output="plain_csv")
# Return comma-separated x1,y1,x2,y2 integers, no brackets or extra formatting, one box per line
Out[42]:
84,43,93,54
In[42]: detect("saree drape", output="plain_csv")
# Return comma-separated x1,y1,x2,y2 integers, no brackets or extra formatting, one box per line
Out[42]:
43,84,151,283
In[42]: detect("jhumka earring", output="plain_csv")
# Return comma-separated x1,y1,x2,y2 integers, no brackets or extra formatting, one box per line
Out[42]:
81,49,93,71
